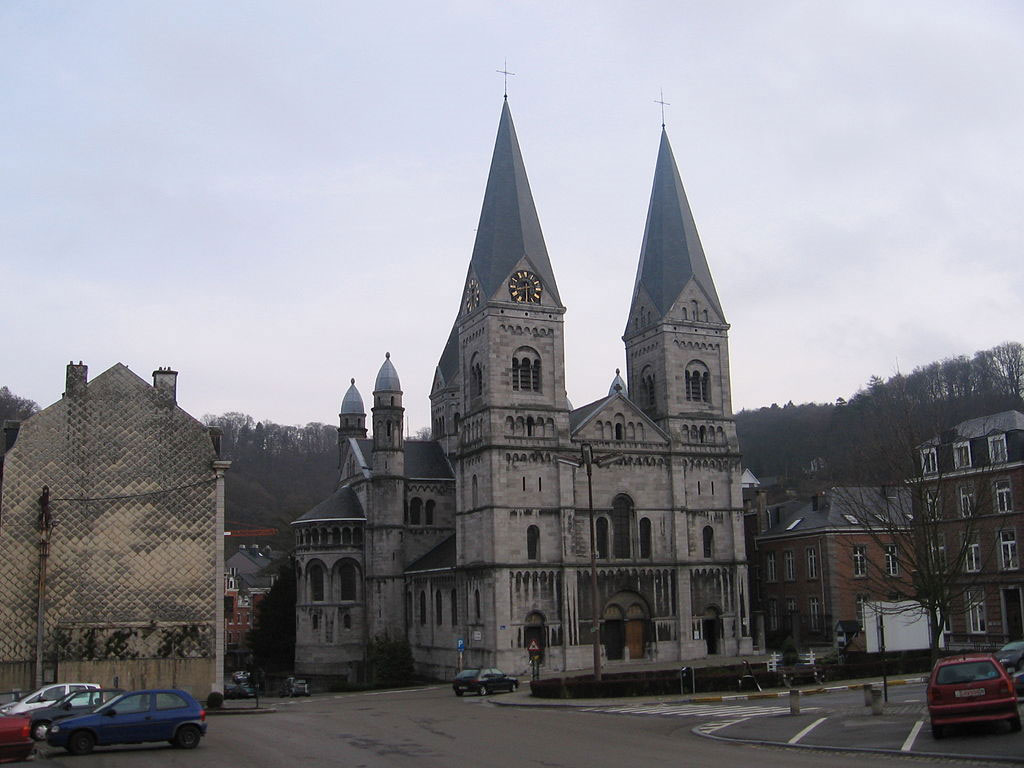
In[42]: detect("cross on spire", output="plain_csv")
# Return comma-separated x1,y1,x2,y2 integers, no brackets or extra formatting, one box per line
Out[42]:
497,60,516,99
655,89,670,128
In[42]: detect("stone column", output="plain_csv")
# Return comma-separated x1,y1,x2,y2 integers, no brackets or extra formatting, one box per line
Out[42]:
213,460,231,694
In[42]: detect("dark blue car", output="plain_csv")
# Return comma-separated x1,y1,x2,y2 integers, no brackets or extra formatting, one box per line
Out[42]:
47,688,206,755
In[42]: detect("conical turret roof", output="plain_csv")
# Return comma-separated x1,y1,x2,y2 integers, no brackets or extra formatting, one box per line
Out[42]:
629,129,723,322
608,369,628,396
374,353,401,392
340,379,364,414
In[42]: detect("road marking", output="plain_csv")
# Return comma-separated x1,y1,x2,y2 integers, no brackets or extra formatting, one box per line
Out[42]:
363,685,444,696
583,703,816,719
788,716,827,744
901,720,924,751
695,717,752,734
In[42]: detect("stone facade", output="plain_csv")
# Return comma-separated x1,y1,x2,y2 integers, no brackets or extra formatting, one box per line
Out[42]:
293,100,753,683
0,363,227,695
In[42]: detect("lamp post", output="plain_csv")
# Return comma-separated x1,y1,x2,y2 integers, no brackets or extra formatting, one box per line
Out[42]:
558,442,621,683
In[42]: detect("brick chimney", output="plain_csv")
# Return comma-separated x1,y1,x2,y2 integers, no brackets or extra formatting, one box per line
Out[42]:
64,361,88,399
152,367,178,403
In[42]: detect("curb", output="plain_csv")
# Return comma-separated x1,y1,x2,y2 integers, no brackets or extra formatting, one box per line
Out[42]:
207,707,276,716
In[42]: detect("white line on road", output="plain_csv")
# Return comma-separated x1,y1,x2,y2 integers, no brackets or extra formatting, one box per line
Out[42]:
901,720,924,751
788,717,827,744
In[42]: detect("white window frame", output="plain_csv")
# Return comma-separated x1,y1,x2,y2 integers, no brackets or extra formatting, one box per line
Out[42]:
806,547,818,579
786,597,797,618
932,533,947,568
990,434,1008,464
966,536,981,572
765,552,777,582
884,544,899,576
996,479,1013,513
921,447,937,475
954,441,972,469
767,598,778,631
967,590,986,634
809,596,821,631
853,545,867,577
856,594,867,624
1001,529,1018,570
783,550,795,581
959,484,975,517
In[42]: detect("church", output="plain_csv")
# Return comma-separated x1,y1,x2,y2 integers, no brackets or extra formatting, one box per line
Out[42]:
291,99,753,682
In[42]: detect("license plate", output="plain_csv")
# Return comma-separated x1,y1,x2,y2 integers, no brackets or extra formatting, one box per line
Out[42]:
955,688,986,698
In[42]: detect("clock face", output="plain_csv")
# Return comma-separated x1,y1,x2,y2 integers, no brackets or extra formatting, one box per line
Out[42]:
464,280,481,313
508,270,542,303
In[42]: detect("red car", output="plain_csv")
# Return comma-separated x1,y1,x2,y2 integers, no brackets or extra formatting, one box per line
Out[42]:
927,654,1021,738
0,714,32,764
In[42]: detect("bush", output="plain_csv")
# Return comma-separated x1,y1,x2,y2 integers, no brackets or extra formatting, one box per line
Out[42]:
206,691,224,709
369,634,414,687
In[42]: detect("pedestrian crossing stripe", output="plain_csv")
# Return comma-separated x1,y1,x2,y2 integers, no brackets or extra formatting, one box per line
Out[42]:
582,703,818,719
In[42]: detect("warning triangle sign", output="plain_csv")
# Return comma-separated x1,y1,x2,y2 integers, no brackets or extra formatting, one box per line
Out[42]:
527,640,541,652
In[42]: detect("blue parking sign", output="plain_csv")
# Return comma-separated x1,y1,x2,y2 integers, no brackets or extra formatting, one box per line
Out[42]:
457,638,465,652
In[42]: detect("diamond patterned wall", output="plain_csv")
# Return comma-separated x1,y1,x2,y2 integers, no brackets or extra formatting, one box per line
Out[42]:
0,364,221,683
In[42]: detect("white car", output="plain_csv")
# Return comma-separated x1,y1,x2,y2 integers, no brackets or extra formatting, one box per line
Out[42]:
0,683,99,715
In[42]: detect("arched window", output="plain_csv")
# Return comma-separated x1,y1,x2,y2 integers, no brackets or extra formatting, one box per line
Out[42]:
309,563,325,602
419,591,427,625
596,517,609,559
409,497,422,525
641,366,655,408
472,475,478,508
386,420,392,437
615,423,623,440
342,527,352,545
353,527,363,545
699,425,707,443
474,589,481,620
405,592,412,625
343,614,352,629
451,589,458,625
425,499,435,525
470,354,483,398
611,494,633,558
703,526,715,558
511,347,541,392
685,361,711,403
639,517,652,558
339,561,357,601
527,525,540,560
526,416,535,436
436,590,443,625
332,527,341,544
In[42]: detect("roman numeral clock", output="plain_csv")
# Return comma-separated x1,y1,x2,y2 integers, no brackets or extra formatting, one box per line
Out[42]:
508,270,542,304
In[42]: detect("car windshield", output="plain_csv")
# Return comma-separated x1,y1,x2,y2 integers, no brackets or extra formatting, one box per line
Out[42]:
94,693,127,713
456,670,480,680
936,661,1000,685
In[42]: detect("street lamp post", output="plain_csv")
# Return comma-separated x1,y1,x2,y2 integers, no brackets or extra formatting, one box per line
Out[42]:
582,444,601,682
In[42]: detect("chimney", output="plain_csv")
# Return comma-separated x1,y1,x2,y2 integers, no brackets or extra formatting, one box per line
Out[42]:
152,367,178,403
207,426,223,457
64,361,88,399
3,421,21,453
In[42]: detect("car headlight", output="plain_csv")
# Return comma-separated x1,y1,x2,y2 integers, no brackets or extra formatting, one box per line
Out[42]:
50,725,60,733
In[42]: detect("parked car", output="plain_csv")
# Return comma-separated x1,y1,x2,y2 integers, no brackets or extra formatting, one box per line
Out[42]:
224,683,255,699
0,714,32,764
47,689,206,755
0,683,100,716
29,688,124,741
452,668,519,696
278,677,310,697
1014,670,1024,699
231,671,250,684
927,654,1021,739
996,641,1024,673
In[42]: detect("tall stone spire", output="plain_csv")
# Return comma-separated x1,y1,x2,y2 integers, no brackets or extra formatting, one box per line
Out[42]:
627,129,723,327
468,99,560,306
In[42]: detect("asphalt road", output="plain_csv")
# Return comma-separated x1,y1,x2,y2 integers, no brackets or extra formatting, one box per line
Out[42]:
30,685,959,768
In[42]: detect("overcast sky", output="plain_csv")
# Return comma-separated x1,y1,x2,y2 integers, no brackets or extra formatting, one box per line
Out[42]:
4,1,1022,434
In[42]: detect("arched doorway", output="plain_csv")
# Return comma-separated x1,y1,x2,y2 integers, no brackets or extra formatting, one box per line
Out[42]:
602,604,625,660
702,606,721,655
625,603,646,660
524,611,545,660
602,591,651,661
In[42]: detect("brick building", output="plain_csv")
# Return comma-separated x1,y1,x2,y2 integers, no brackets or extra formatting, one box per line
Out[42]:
224,546,282,665
0,362,228,694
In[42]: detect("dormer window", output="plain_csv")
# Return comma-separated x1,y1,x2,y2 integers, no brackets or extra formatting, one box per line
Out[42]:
954,441,972,469
990,434,1008,464
921,448,937,475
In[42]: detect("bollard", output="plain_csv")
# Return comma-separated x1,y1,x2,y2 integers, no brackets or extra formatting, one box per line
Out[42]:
870,687,883,716
863,683,874,707
789,688,800,715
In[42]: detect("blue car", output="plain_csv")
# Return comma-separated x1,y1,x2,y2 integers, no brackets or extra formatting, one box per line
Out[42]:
47,688,206,755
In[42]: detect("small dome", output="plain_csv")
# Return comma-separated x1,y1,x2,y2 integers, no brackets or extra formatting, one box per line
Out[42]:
608,368,628,396
340,378,364,415
374,352,402,392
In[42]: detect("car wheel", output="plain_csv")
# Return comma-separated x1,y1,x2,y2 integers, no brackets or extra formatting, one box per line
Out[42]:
68,730,95,756
479,685,488,696
174,724,202,749
454,689,463,697
931,722,944,740
1010,715,1022,732
32,720,51,741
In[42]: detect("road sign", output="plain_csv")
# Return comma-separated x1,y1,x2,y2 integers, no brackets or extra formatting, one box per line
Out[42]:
527,639,541,653
457,638,465,652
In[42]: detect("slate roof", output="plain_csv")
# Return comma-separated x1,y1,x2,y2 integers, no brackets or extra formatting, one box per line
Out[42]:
759,487,911,539
608,370,628,396
569,394,616,432
294,485,365,522
406,534,456,573
953,410,1024,440
353,439,454,480
340,379,364,414
374,353,401,392
227,547,284,575
629,129,723,323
